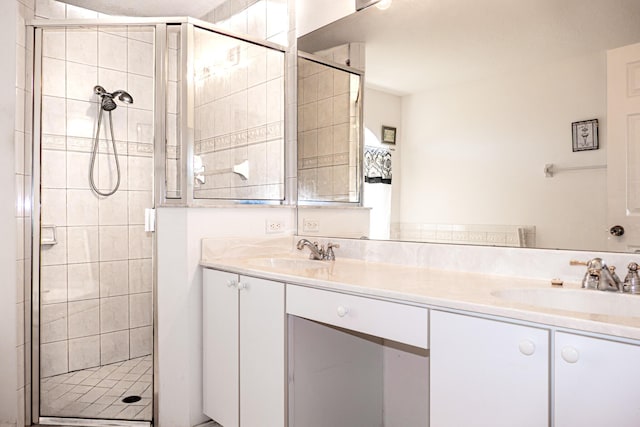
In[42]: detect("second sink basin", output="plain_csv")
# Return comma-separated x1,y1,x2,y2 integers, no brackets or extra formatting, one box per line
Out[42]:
492,288,640,318
248,257,330,270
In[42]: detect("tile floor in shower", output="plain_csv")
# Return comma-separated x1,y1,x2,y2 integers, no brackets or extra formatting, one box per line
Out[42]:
41,355,152,420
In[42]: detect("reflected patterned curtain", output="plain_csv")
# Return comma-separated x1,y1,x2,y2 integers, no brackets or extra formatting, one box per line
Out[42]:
364,146,392,184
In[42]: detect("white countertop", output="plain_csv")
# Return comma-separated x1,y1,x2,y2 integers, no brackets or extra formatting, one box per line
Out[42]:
200,254,640,341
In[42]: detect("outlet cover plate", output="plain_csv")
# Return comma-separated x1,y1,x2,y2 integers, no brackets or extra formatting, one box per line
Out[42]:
266,219,284,233
302,218,320,233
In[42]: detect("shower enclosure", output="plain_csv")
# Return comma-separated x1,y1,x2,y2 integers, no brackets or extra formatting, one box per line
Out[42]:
30,18,285,426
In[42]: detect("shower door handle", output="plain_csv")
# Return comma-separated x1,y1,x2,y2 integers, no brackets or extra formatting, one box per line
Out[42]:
145,208,156,232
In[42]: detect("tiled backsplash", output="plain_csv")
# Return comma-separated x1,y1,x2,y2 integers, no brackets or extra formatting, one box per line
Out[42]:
38,23,154,378
391,223,537,248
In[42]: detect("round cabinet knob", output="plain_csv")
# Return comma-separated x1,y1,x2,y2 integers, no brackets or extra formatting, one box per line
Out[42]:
226,280,236,288
336,305,349,317
519,340,536,356
561,346,580,364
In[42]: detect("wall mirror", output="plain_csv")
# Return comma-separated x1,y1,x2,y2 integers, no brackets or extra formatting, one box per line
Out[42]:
297,0,640,253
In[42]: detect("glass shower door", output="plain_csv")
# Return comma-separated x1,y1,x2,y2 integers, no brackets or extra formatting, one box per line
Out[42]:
37,24,155,422
192,26,285,201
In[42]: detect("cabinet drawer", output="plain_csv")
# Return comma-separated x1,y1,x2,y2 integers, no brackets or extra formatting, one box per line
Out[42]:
286,284,429,349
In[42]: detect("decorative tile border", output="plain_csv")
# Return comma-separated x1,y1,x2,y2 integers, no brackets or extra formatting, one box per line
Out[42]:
298,152,350,170
391,223,536,248
195,121,284,155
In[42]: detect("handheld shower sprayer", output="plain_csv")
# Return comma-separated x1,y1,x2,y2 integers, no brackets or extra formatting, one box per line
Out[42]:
112,89,134,104
93,85,133,112
90,86,134,197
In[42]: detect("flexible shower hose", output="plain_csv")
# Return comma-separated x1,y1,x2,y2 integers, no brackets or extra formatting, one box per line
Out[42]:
89,108,121,197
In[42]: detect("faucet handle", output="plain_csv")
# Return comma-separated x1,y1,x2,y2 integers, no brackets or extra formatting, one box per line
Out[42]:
570,259,589,266
324,242,340,261
572,258,604,289
571,258,603,269
624,262,640,294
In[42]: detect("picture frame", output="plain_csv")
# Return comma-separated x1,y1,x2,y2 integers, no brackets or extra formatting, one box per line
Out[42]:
572,119,598,152
382,125,397,145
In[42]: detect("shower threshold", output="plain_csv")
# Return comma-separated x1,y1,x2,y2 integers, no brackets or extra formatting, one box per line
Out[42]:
40,355,152,423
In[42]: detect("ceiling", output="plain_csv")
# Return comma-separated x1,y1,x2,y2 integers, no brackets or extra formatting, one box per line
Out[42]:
55,0,640,96
298,0,640,95
58,0,226,18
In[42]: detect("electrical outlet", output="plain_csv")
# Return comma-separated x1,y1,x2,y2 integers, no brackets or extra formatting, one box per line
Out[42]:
303,218,320,233
266,219,285,234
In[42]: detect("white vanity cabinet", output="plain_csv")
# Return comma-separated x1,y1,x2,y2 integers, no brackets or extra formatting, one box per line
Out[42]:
286,284,429,348
430,310,549,427
203,268,285,427
286,284,430,427
554,332,640,426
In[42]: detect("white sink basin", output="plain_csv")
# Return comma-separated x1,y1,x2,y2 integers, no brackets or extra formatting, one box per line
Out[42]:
492,288,640,318
248,257,330,270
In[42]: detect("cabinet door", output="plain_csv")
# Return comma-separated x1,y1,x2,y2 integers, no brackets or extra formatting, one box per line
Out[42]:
239,276,285,427
203,269,239,427
430,310,549,427
555,332,640,426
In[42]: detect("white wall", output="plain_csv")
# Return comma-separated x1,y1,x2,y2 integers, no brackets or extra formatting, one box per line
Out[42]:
0,0,18,426
295,0,354,37
364,88,402,147
1,1,19,425
297,206,370,238
383,342,429,427
157,207,295,427
399,51,608,250
363,88,402,238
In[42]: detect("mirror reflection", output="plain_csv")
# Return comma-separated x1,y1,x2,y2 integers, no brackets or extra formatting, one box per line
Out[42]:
298,0,640,252
297,54,362,203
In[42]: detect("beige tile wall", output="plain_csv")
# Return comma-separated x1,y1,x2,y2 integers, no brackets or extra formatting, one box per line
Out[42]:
297,56,359,202
165,27,181,199
199,0,289,47
36,8,154,378
192,27,285,200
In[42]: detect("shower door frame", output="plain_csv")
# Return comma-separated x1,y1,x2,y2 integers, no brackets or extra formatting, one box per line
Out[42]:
29,17,289,426
30,19,165,427
161,21,289,207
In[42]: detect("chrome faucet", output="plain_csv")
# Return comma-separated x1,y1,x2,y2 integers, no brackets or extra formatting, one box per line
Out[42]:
296,239,325,260
296,239,340,261
570,258,624,292
600,265,624,292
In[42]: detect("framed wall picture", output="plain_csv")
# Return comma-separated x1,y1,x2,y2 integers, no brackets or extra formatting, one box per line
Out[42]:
382,125,397,145
572,119,599,152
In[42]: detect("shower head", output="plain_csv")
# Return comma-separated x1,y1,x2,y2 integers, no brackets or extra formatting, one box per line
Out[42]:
112,90,134,104
93,86,134,111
